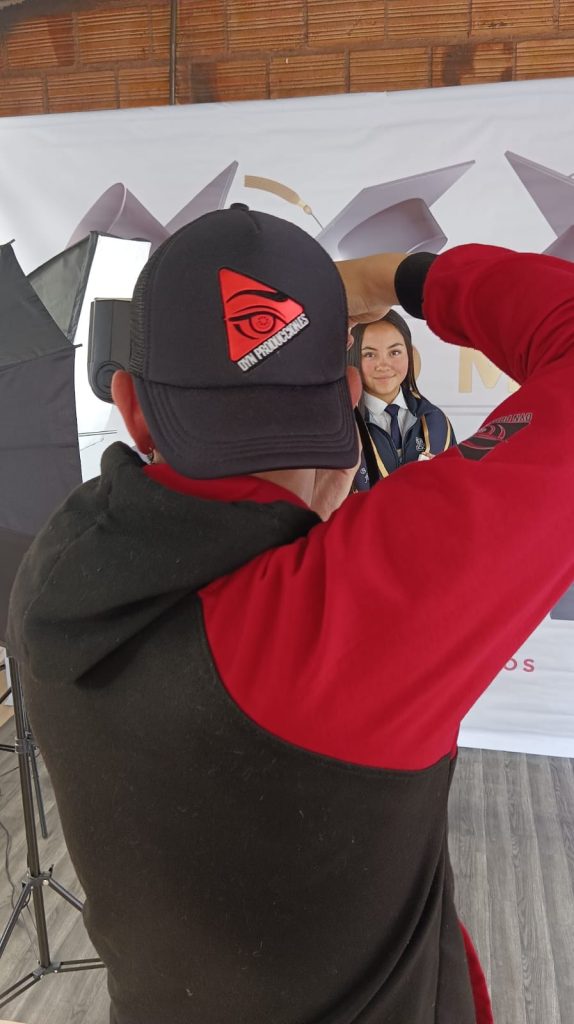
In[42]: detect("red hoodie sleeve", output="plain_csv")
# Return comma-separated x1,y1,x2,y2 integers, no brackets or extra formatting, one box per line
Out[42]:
200,245,574,771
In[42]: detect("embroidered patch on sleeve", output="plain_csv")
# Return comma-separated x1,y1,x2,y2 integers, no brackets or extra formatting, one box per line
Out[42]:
458,413,532,461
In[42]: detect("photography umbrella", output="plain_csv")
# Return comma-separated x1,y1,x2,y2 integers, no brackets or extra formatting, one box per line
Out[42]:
0,240,82,641
28,232,151,482
0,240,104,1007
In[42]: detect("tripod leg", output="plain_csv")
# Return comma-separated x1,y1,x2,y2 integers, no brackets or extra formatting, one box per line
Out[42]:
48,876,84,913
0,972,41,1010
30,883,51,968
0,656,106,1014
0,881,33,957
22,701,49,840
29,743,48,840
5,658,52,969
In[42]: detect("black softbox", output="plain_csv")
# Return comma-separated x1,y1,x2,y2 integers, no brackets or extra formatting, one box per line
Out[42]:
0,241,81,640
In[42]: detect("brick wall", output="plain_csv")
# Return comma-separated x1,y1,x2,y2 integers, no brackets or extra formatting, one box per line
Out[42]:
0,0,573,118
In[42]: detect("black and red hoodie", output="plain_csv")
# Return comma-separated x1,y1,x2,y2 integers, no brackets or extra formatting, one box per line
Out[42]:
8,245,574,1024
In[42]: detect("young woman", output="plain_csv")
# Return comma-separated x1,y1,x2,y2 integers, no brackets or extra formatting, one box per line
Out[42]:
348,309,455,489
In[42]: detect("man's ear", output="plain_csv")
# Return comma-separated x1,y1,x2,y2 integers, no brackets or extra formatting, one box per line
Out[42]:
111,371,154,454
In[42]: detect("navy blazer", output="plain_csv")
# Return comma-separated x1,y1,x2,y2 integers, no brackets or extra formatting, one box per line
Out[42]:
354,386,456,489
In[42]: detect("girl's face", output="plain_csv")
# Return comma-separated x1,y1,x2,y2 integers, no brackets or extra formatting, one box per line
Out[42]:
360,321,409,403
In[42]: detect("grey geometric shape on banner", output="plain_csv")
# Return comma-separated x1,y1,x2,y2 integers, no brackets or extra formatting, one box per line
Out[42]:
67,183,170,250
544,225,574,262
338,198,446,260
315,161,475,259
67,163,239,253
550,585,574,622
505,151,574,239
163,161,239,240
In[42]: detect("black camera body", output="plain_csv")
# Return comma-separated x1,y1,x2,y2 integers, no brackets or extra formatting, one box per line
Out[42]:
88,298,131,403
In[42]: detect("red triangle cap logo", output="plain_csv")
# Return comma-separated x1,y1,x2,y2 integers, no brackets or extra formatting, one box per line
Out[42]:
219,267,306,364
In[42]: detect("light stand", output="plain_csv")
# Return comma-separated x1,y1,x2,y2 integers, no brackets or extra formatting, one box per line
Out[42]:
0,659,46,843
0,656,104,1010
0,676,47,841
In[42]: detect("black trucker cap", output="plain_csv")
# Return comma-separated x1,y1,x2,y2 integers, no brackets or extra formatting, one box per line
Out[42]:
129,204,357,479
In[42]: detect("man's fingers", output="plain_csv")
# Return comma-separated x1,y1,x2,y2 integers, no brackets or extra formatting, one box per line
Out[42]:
348,306,392,328
337,253,405,321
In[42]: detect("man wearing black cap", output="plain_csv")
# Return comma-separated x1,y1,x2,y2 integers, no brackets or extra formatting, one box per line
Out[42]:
8,206,574,1024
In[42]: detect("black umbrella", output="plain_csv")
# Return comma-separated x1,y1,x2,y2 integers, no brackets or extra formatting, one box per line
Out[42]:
0,240,81,640
0,241,104,1009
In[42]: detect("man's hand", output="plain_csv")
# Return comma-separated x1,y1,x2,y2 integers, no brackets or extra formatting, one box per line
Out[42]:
337,253,407,328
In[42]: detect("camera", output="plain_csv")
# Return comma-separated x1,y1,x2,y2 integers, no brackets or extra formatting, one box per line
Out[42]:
88,298,131,403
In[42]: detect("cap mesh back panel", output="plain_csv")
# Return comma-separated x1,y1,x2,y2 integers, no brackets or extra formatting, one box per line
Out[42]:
129,231,186,377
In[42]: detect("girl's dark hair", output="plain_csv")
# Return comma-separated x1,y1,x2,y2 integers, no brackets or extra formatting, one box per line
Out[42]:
348,310,418,411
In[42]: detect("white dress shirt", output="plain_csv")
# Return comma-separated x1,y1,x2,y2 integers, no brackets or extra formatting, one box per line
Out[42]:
363,390,417,453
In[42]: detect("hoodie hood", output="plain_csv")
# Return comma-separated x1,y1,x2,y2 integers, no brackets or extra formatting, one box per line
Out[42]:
7,443,318,684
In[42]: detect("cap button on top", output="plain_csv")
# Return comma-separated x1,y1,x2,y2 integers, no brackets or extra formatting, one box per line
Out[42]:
230,202,250,211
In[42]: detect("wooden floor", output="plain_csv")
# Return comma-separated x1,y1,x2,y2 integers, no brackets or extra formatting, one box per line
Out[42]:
0,721,573,1023
450,748,574,1024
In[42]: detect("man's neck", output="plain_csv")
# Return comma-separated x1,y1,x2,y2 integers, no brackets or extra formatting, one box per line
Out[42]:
151,455,316,508
253,468,316,507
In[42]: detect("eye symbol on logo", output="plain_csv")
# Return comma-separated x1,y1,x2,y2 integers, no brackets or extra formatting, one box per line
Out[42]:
464,422,507,450
219,268,307,363
230,305,288,341
459,414,531,461
478,423,506,442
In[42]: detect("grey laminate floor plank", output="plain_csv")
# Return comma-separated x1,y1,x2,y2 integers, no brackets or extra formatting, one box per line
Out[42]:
1,720,573,1024
481,749,528,1024
550,757,574,901
448,747,491,990
527,756,574,1024
504,754,560,1024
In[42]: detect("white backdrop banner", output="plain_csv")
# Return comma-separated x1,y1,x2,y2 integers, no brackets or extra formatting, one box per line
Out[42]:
1,78,573,755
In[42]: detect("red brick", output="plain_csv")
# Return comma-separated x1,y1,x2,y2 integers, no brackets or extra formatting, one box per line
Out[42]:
308,0,385,47
119,63,170,107
77,5,152,64
6,14,75,69
432,42,513,86
178,0,226,58
0,75,45,117
270,52,346,98
559,0,574,31
47,68,117,113
149,1,171,58
351,46,430,92
227,0,304,53
174,57,193,104
516,36,574,78
387,1,469,41
472,0,555,36
189,58,268,103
